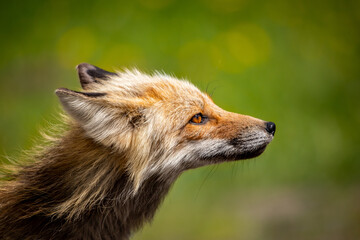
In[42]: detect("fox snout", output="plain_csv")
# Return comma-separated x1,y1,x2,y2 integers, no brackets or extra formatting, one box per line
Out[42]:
221,118,275,161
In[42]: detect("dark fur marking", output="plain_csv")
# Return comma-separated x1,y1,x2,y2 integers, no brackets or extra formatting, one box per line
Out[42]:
86,66,118,80
0,172,174,239
77,63,118,89
74,91,107,98
129,115,143,128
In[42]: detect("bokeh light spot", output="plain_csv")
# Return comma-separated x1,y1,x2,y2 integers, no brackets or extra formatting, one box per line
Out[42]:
56,27,96,69
99,44,146,70
214,23,271,72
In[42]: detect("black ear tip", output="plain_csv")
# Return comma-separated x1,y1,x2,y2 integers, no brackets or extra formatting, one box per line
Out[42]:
75,63,117,90
76,63,95,73
76,63,99,89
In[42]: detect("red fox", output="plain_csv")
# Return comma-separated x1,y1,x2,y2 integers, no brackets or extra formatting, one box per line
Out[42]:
0,63,275,239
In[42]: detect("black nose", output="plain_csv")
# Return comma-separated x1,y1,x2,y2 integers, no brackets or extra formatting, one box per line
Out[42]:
265,122,276,136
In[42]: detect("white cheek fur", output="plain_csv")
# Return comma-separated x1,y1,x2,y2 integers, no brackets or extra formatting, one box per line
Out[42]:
148,129,273,175
147,139,231,174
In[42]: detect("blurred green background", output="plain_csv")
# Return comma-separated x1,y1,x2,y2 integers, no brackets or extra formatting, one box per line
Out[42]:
1,0,360,239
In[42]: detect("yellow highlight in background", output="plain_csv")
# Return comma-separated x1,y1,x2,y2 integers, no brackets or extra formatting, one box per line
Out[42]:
215,23,272,73
56,27,96,69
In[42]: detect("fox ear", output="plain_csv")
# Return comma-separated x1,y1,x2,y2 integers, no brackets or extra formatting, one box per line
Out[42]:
55,88,107,125
56,87,142,146
76,63,118,90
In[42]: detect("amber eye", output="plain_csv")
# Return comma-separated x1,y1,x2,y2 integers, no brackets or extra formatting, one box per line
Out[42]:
189,113,208,125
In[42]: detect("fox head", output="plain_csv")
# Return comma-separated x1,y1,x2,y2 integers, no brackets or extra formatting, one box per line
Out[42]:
56,63,275,189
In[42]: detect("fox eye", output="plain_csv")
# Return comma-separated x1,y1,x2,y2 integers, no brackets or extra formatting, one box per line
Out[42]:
189,113,208,125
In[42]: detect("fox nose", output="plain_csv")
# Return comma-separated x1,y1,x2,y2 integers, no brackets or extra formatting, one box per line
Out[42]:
265,122,276,136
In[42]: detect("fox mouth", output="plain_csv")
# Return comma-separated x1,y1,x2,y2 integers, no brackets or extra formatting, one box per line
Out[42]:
233,144,267,160
180,131,273,169
226,131,274,161
199,143,269,163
